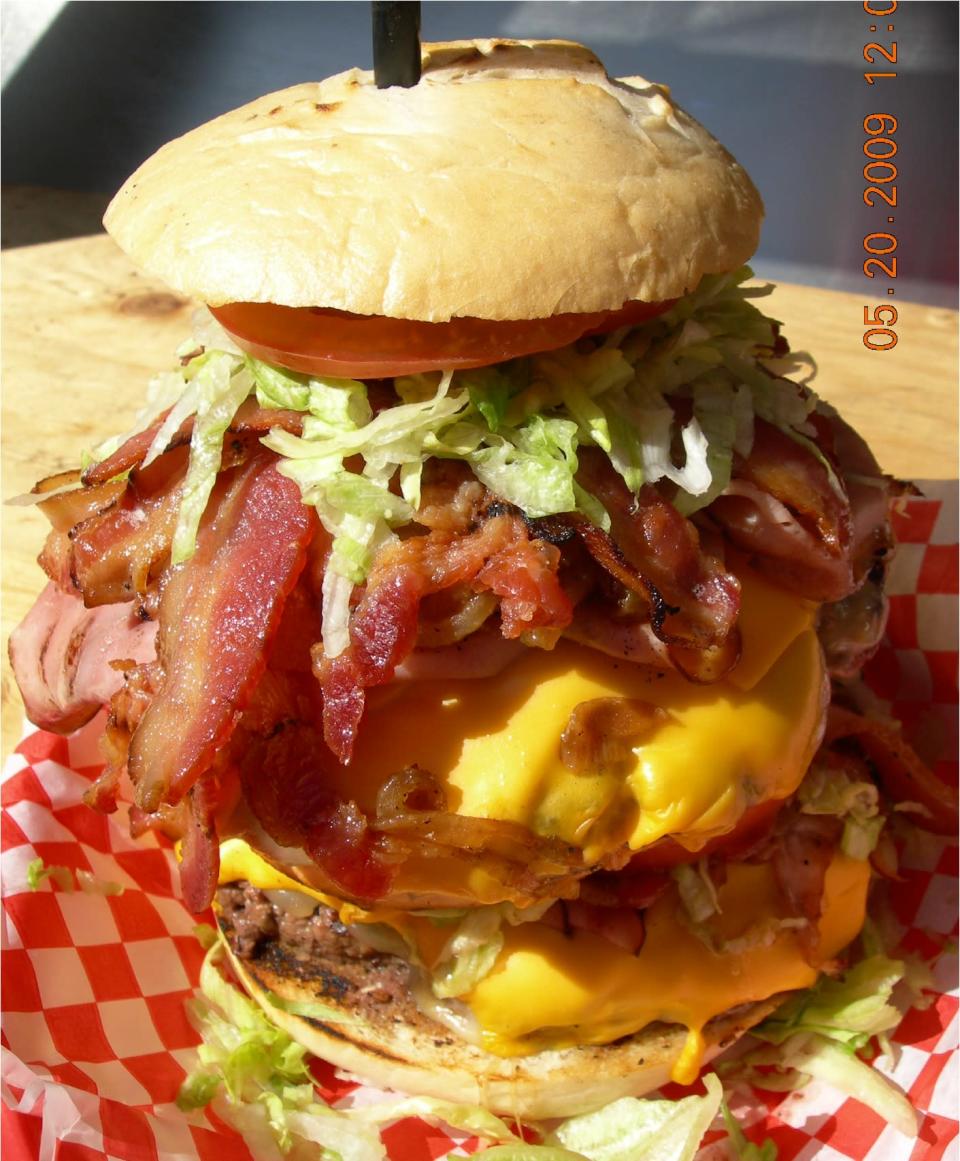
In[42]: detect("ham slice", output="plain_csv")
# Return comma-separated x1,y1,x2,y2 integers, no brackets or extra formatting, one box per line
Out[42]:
9,582,157,733
710,414,896,603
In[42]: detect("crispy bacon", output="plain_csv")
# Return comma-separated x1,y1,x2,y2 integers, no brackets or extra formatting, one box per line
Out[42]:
83,416,181,488
415,460,485,532
826,706,959,835
179,776,221,913
316,514,573,763
85,663,160,813
127,452,314,812
574,450,741,678
9,582,157,734
70,473,185,606
81,398,305,487
34,473,127,532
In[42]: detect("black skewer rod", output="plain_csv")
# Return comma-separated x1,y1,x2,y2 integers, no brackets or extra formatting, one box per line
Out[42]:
372,1,422,88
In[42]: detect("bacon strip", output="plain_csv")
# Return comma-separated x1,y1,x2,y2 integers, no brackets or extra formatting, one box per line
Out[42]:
9,582,158,734
69,476,185,606
127,452,314,812
826,706,959,835
316,514,573,763
86,663,160,814
82,398,305,487
574,450,741,679
179,777,221,913
34,474,127,533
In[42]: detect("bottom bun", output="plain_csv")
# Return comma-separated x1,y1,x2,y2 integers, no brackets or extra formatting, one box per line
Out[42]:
217,912,784,1120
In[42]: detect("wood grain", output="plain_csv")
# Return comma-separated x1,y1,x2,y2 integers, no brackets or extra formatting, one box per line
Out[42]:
2,234,957,756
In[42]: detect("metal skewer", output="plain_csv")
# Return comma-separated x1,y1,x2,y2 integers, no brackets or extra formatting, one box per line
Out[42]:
372,1,422,88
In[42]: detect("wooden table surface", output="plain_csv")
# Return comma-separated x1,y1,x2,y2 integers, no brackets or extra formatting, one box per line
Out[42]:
2,234,958,757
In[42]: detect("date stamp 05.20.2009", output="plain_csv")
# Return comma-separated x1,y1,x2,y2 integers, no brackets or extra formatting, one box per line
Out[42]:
861,0,900,351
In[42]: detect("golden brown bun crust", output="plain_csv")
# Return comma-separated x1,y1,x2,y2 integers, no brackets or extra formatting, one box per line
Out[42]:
219,919,782,1120
104,39,763,321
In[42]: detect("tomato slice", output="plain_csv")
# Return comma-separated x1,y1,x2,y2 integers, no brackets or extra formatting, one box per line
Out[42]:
626,798,785,872
210,298,673,378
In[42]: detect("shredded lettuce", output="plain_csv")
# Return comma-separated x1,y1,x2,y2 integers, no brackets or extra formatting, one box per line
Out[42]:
347,1095,517,1143
798,764,885,859
754,954,908,1052
777,1033,917,1137
26,858,74,893
725,951,923,1137
466,414,581,518
431,907,505,999
171,352,255,564
178,936,386,1159
720,1099,778,1160
86,265,835,656
462,364,517,432
672,861,721,924
477,1148,588,1160
26,858,123,895
673,377,740,515
426,899,553,998
248,359,312,413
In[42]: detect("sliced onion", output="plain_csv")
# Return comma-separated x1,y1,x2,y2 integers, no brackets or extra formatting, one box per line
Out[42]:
560,697,666,773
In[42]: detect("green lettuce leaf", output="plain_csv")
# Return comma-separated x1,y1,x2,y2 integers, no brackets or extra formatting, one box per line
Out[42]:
26,858,74,893
777,1033,918,1138
467,414,580,517
754,955,907,1051
720,1099,778,1160
798,764,885,860
546,1073,724,1161
431,907,505,999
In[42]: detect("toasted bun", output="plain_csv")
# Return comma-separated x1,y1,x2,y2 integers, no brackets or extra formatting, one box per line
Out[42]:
220,920,781,1120
103,39,763,321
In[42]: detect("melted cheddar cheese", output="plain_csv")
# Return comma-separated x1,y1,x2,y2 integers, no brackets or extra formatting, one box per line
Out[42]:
314,622,824,865
218,840,870,1084
465,854,869,1081
215,569,845,1085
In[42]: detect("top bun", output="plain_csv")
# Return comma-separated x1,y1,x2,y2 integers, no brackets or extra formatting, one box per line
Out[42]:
103,39,763,322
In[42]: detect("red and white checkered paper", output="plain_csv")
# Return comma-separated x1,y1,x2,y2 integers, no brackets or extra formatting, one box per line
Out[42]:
2,484,957,1161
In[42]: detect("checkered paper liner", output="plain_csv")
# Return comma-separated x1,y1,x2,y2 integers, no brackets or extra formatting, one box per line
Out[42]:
2,484,957,1161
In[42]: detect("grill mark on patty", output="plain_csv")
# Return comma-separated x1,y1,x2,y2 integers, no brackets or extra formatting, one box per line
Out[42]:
216,882,420,1026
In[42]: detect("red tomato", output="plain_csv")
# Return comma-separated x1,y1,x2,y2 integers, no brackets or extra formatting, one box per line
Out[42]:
210,298,673,378
626,798,785,872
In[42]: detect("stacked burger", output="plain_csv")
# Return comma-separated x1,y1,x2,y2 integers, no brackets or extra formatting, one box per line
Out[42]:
11,40,945,1120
